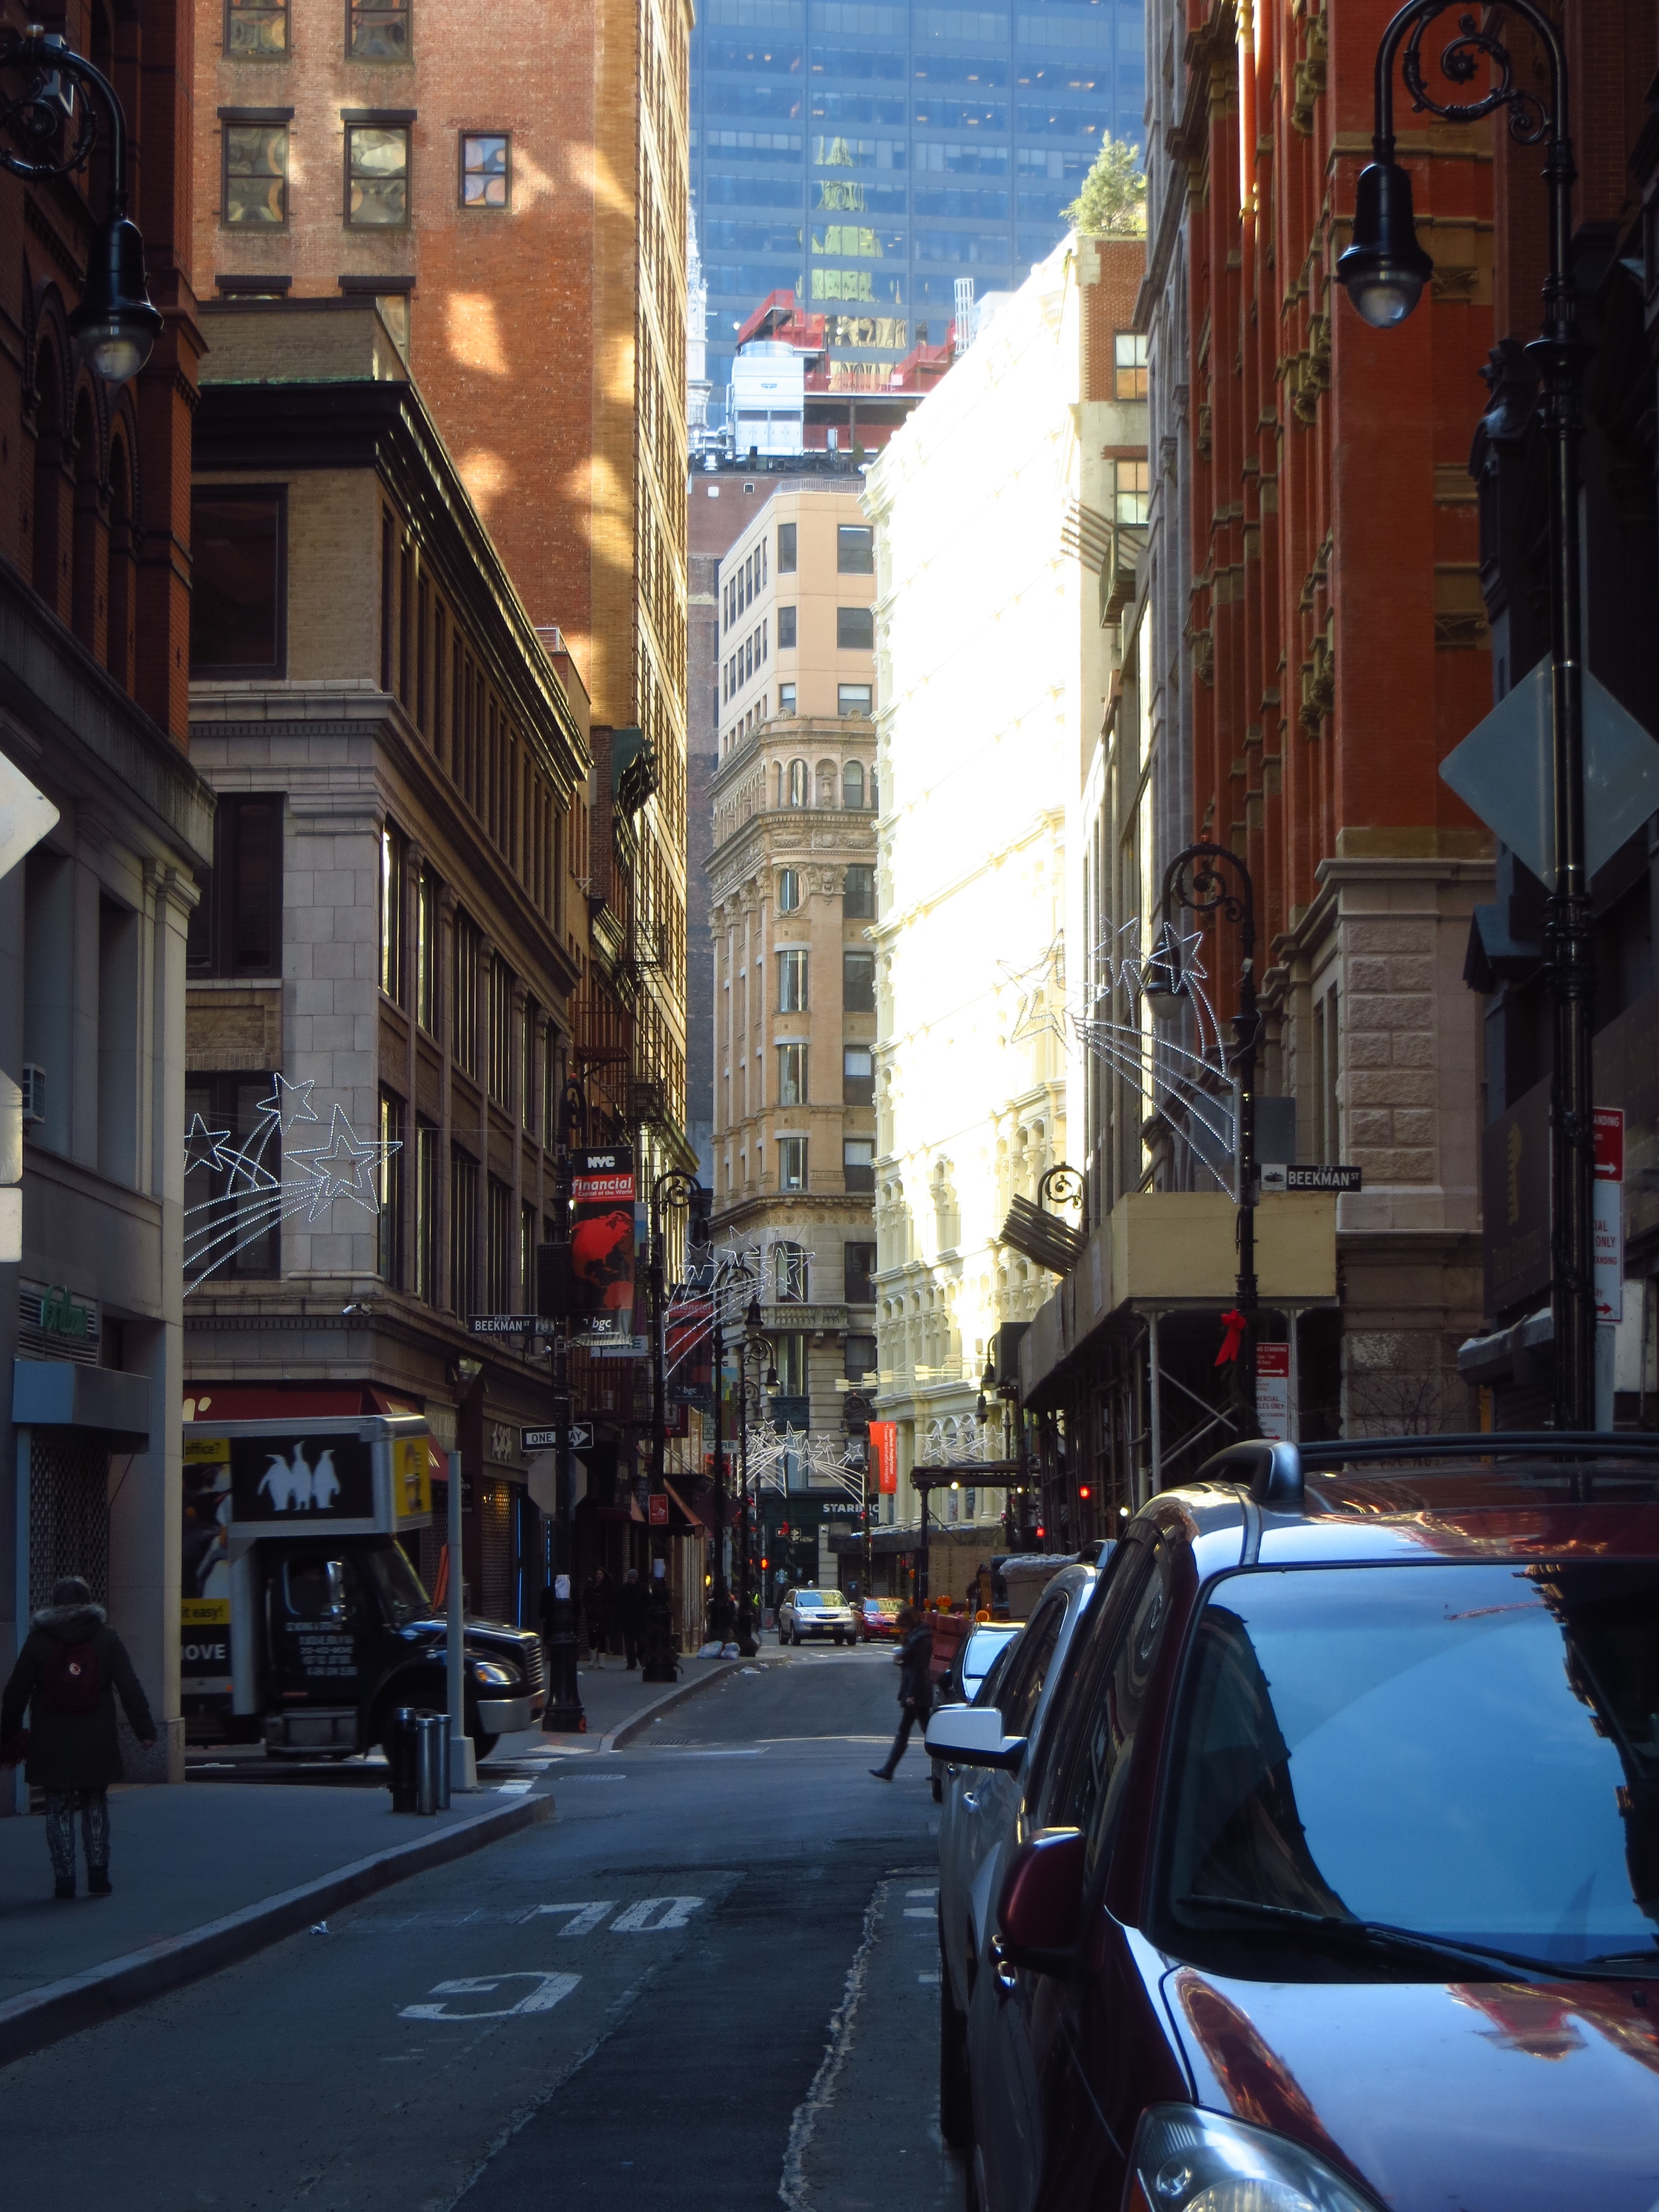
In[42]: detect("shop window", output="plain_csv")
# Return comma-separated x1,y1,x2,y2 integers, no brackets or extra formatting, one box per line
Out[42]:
222,115,289,226
348,0,409,61
226,0,289,58
843,863,875,917
346,122,409,226
837,524,874,573
461,132,509,206
837,605,874,650
190,488,286,675
843,949,875,1011
843,1044,874,1105
843,1138,875,1194
186,794,283,978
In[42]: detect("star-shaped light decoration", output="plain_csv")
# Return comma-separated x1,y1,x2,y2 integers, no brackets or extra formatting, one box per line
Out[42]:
255,1072,320,1134
184,1113,232,1178
997,932,1071,1052
287,1104,399,1221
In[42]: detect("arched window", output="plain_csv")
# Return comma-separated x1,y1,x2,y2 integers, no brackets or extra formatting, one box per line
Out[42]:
774,1241,808,1302
787,759,808,807
842,759,865,809
778,867,800,912
70,388,101,652
106,435,135,692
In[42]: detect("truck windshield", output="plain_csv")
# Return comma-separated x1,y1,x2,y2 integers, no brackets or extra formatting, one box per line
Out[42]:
360,1542,433,1628
1160,1560,1659,1972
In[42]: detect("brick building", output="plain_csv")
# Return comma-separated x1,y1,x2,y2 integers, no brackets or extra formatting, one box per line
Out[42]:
190,0,695,1207
1,0,211,1793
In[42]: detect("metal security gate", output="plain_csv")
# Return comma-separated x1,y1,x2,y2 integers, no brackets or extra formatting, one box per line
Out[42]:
28,1431,111,1613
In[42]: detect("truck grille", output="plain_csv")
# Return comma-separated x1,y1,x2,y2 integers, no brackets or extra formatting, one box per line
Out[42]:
521,1635,547,1693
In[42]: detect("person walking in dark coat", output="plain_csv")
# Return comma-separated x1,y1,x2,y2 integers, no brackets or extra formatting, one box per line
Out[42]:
1,1578,156,1897
870,1606,934,1780
618,1566,649,1670
583,1569,607,1664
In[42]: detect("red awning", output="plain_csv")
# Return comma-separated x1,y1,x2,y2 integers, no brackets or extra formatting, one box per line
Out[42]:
664,1479,715,1534
182,1382,447,1484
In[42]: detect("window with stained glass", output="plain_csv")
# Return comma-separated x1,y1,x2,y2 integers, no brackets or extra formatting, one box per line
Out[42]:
346,123,409,226
461,133,509,207
348,0,409,62
224,121,288,225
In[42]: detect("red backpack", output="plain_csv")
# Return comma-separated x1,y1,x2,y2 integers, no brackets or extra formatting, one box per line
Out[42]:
40,1637,102,1716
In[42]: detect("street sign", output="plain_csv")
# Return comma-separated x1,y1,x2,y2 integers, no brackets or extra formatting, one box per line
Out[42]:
1260,1163,1362,1193
470,1314,540,1336
522,1424,594,1453
1595,1107,1624,1325
1439,662,1659,884
1256,1343,1291,1442
648,1493,670,1526
0,754,58,883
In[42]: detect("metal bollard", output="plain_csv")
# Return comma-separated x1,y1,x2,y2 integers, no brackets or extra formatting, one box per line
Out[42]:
414,1710,451,1814
388,1706,421,1812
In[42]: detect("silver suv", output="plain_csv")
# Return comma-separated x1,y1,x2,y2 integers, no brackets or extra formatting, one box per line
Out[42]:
776,1587,857,1646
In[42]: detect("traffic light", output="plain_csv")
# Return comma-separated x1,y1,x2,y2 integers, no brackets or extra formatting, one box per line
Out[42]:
1078,1483,1093,1502
687,1183,714,1247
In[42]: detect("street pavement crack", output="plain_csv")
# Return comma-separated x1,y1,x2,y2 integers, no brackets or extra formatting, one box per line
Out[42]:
778,1874,892,2211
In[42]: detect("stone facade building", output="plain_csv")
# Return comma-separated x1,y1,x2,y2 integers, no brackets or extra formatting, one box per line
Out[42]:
2,0,210,1797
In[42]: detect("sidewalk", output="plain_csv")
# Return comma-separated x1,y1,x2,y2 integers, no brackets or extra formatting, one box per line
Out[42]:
0,1775,547,2065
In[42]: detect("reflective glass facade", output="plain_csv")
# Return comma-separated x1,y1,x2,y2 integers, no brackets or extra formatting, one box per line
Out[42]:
691,0,1144,418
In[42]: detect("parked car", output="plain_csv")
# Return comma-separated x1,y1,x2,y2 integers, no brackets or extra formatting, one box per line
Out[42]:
929,1434,1659,2212
931,1562,1101,2136
857,1596,905,1643
776,1586,857,1646
928,1620,1027,1803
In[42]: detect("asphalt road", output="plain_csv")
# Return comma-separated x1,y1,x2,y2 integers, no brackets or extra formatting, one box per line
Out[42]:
0,1644,961,2212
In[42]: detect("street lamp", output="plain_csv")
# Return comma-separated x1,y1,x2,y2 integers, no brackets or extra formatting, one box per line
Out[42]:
735,1301,775,1654
644,1167,702,1683
0,27,164,383
534,1073,589,1733
1145,842,1260,1439
1336,0,1595,1432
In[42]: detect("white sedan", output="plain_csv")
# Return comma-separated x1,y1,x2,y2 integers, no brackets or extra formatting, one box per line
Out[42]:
776,1587,857,1646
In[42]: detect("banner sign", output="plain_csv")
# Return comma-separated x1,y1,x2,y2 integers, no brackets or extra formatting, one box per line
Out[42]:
666,1293,713,1396
869,1420,898,1495
1255,1343,1291,1443
571,1149,637,1339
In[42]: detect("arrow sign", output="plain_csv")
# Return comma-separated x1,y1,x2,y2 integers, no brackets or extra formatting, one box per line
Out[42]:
1439,662,1659,885
0,755,58,882
522,1424,593,1453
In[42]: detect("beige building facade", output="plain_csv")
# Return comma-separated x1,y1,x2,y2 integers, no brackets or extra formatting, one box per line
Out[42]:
717,482,878,762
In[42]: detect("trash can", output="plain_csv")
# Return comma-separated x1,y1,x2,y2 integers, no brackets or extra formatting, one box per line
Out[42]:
414,1711,451,1814
388,1706,421,1812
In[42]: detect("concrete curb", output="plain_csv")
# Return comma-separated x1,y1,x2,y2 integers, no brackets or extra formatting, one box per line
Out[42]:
606,1659,743,1749
0,1791,552,2071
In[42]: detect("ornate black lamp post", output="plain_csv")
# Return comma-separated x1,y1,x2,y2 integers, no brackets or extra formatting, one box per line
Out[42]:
735,1299,775,1654
1336,0,1593,1432
1146,842,1260,1439
643,1169,701,1683
538,1074,589,1732
1,27,164,382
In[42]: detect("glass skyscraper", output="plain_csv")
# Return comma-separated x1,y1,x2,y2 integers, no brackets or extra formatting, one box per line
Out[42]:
691,1,1145,423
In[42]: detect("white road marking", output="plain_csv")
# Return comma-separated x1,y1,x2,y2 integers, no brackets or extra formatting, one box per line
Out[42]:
918,1972,941,1984
494,1779,534,1795
400,1972,580,2022
902,1907,934,1919
613,1895,706,1933
906,1886,938,1897
521,1901,617,1935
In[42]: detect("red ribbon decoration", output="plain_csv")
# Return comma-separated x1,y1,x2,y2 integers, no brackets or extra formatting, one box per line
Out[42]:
1214,1308,1248,1366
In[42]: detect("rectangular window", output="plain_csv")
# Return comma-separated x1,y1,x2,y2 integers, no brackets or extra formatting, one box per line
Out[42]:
837,524,874,573
777,605,798,649
348,0,409,61
461,132,510,206
190,488,286,675
346,123,409,227
843,1244,877,1307
452,911,480,1076
521,1200,536,1307
486,1175,512,1313
415,864,437,1033
778,521,798,573
1114,331,1149,401
778,1136,807,1192
449,1145,478,1315
777,1043,808,1106
222,116,289,226
1115,459,1151,528
184,1074,281,1280
843,1045,874,1105
838,683,873,717
415,1116,438,1301
378,822,406,1003
186,794,283,978
843,863,875,917
378,1090,405,1284
837,605,875,650
779,682,796,715
487,954,512,1105
226,0,289,58
843,949,876,1011
778,949,808,1012
844,1333,877,1388
843,1138,875,1194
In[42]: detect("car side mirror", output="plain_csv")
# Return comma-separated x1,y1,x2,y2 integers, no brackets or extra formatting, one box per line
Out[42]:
995,1827,1087,1976
924,1705,1026,1771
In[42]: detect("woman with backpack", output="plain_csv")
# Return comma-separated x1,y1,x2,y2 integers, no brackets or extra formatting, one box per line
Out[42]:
0,1576,157,1898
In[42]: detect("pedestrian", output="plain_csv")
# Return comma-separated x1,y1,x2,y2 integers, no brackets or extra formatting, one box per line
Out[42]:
618,1566,649,1671
869,1604,934,1782
583,1568,607,1666
708,1582,735,1651
0,1576,157,1898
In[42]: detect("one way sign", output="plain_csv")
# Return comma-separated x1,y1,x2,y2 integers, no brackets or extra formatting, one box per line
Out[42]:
522,1423,594,1453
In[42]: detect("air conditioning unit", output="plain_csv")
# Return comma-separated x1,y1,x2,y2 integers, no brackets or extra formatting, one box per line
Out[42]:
20,1065,45,1124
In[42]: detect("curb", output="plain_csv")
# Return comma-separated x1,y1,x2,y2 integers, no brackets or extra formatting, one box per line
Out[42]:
0,1791,552,2071
607,1659,743,1749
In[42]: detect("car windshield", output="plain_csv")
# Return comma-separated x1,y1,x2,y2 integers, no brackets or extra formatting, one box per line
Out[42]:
359,1540,433,1629
1161,1560,1659,1972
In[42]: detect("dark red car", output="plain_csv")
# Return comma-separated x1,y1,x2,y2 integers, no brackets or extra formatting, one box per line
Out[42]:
858,1596,904,1643
932,1434,1659,2212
